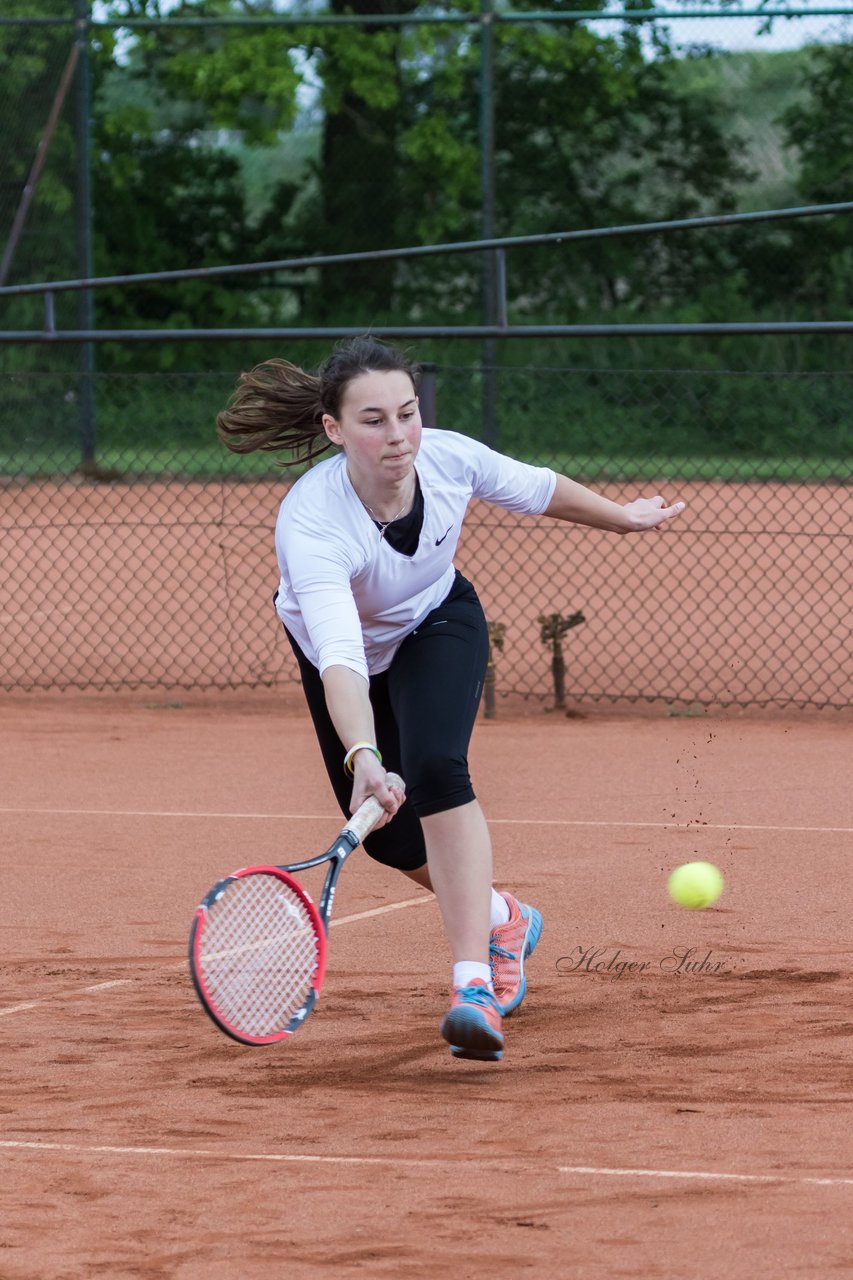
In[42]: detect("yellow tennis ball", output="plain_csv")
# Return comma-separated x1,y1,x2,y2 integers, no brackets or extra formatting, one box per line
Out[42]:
667,861,724,909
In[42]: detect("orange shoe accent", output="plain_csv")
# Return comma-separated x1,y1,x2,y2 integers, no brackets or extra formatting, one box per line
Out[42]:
439,979,504,1061
490,893,543,1015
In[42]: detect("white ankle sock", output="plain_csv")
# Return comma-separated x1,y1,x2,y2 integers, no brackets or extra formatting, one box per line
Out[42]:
490,888,511,929
449,892,511,990
453,961,492,990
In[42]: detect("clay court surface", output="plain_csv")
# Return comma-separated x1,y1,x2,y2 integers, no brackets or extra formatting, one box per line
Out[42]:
2,692,852,1279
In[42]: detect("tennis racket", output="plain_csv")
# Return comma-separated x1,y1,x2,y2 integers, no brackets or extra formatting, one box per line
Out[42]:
188,773,404,1046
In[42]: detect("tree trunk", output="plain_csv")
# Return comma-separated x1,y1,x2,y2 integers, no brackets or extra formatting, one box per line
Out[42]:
316,0,415,321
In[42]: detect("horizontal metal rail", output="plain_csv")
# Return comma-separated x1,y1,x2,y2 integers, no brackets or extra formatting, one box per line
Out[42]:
2,202,852,301
2,7,852,25
0,6,849,27
4,322,853,343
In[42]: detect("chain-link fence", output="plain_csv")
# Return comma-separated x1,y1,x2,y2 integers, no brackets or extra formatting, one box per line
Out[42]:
1,5,851,707
1,364,849,709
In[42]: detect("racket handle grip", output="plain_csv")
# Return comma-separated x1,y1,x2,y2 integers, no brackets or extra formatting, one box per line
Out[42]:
344,772,405,845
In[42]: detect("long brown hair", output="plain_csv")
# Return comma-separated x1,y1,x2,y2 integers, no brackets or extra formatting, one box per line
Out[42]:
216,336,421,466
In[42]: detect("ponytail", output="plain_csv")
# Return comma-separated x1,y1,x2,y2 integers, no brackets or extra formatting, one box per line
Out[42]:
216,336,421,468
216,359,329,466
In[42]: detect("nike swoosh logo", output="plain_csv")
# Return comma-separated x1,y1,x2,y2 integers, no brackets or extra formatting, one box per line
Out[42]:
435,525,453,546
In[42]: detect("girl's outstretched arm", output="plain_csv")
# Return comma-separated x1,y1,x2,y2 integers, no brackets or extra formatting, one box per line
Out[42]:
544,474,686,533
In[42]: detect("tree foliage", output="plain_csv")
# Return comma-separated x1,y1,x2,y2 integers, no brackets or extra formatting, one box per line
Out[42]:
778,40,853,311
1,4,851,375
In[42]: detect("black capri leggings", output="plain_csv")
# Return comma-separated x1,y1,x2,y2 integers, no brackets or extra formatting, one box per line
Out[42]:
284,571,489,872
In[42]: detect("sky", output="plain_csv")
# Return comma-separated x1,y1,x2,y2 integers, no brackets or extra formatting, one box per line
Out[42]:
621,4,852,51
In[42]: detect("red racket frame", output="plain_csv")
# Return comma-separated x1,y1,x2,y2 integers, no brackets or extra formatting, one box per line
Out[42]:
189,865,327,1046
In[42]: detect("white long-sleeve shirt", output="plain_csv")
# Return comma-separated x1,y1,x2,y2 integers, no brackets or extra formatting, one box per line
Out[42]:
274,428,556,679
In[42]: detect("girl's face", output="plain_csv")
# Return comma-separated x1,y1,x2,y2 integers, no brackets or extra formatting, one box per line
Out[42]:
322,370,421,489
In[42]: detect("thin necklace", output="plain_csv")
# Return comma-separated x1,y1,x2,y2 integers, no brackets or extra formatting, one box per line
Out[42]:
359,478,416,541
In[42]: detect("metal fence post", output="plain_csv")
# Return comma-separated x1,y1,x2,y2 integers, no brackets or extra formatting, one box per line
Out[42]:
479,0,498,447
74,0,96,469
419,361,437,427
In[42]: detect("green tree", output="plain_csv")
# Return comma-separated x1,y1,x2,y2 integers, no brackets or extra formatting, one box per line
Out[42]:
716,38,853,338
302,0,422,319
494,21,752,318
0,1,78,286
2,0,765,367
96,1,752,331
386,13,753,325
0,0,97,369
90,0,305,367
778,38,853,313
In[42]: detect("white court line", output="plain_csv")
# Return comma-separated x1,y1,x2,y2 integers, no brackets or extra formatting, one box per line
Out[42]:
329,895,432,927
0,1002,41,1018
557,1164,853,1188
0,1140,852,1188
0,981,133,1019
0,899,433,1019
190,896,432,961
0,806,849,834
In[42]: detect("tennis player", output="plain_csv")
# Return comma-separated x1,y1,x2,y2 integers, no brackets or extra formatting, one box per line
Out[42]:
217,336,685,1063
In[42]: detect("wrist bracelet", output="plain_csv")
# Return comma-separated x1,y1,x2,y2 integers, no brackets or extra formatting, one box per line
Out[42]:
343,742,383,776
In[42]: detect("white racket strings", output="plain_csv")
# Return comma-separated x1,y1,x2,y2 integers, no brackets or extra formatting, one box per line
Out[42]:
199,875,320,1037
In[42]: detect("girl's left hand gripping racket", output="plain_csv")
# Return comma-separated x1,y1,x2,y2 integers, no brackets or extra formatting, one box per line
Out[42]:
189,774,404,1046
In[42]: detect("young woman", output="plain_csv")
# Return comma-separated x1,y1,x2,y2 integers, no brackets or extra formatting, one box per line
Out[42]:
217,336,685,1063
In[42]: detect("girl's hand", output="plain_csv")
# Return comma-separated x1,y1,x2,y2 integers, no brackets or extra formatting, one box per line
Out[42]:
622,495,686,532
350,753,405,828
